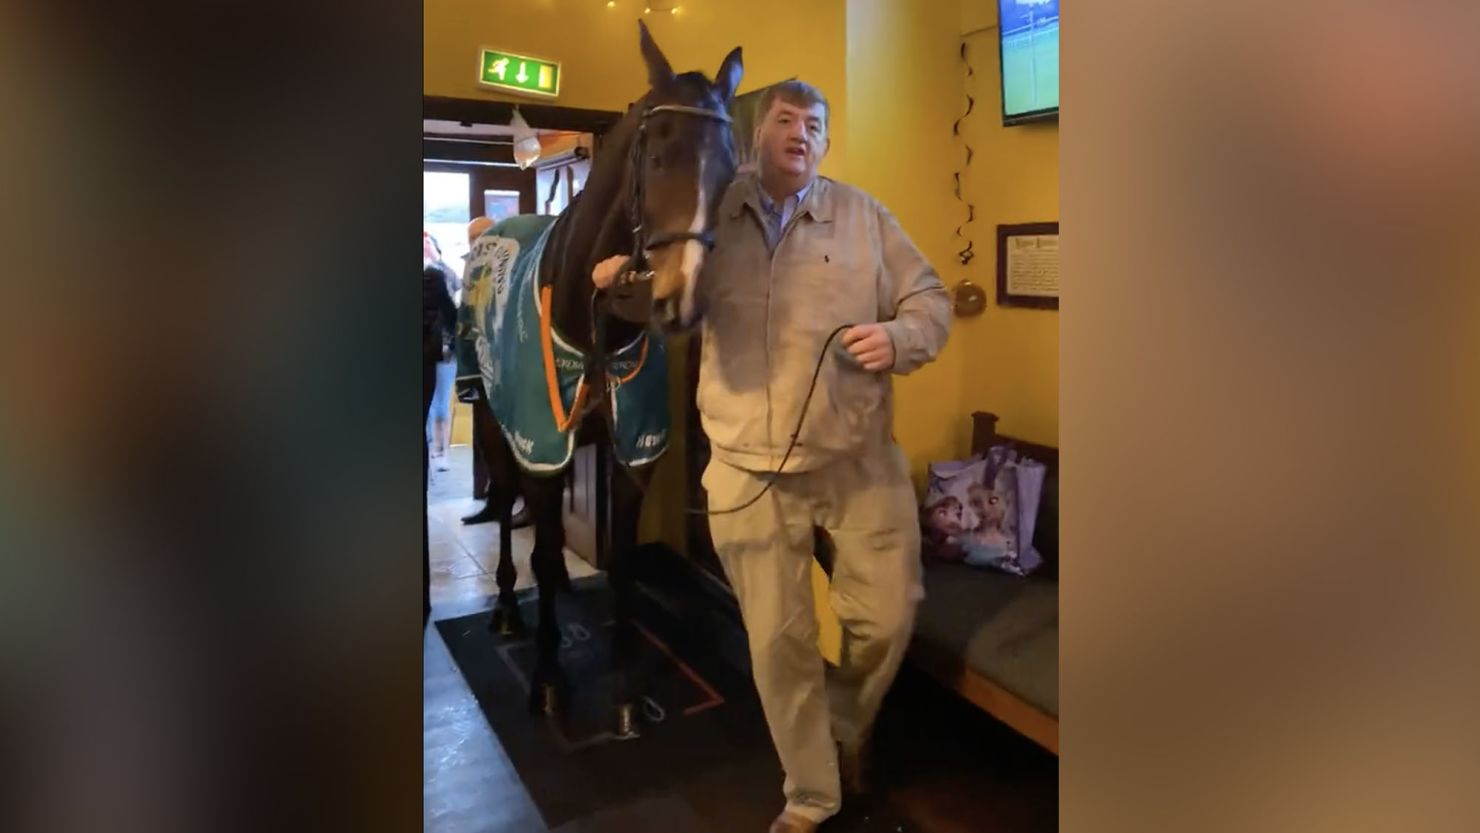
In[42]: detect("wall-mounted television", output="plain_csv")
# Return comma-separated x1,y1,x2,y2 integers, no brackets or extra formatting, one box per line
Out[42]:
998,0,1059,125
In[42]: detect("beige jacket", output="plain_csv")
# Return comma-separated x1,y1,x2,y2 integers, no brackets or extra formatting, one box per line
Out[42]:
696,174,951,473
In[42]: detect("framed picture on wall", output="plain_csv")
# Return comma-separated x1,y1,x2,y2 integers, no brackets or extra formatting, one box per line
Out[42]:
996,222,1059,309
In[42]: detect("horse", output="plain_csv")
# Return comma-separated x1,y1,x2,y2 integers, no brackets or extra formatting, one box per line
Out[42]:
455,20,741,736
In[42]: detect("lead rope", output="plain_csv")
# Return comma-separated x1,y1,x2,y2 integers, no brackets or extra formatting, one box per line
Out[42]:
685,283,941,516
587,102,933,517
686,323,851,516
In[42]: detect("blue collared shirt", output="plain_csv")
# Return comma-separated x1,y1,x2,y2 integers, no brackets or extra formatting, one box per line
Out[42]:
757,180,812,250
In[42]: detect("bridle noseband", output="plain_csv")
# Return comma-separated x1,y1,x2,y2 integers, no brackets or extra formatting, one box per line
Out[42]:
616,102,734,286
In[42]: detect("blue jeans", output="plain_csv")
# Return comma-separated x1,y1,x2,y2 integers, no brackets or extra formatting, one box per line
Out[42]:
426,359,456,442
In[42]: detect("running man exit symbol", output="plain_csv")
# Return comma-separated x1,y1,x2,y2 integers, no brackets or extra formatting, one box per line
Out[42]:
478,48,562,99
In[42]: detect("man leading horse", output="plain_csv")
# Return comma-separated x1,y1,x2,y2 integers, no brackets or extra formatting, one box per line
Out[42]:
595,79,951,833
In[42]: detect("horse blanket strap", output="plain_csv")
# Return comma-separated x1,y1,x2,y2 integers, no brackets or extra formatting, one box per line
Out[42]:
456,216,671,475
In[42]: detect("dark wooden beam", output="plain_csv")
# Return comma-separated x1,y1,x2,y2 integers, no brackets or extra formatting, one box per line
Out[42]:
424,95,624,138
422,137,515,165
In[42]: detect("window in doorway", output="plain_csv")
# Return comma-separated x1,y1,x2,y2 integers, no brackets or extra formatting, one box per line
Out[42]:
424,170,472,266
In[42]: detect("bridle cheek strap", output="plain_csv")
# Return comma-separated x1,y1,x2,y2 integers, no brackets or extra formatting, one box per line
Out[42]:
623,102,733,281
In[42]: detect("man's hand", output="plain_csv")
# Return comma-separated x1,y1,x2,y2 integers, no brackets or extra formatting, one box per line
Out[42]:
592,254,629,290
842,323,895,372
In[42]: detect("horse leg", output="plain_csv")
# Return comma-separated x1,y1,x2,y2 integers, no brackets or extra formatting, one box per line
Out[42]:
476,412,524,636
489,491,525,636
609,464,652,739
523,474,569,716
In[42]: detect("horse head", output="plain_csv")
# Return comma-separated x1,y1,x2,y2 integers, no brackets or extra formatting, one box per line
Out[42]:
629,20,741,331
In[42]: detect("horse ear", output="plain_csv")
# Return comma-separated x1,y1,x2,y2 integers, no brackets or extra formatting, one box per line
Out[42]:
714,46,743,101
637,19,674,89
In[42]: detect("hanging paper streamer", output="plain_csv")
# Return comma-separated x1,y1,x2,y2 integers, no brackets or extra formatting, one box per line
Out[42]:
952,41,977,266
510,107,542,170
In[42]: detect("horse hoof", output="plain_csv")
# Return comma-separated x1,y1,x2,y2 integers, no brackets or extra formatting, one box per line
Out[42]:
613,703,641,740
529,682,560,717
488,605,525,637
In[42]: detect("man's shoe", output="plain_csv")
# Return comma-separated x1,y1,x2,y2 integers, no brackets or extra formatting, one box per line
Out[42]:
767,811,819,833
461,501,532,529
460,504,498,525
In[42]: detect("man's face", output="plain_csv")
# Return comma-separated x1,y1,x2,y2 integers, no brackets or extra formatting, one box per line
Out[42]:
757,97,828,183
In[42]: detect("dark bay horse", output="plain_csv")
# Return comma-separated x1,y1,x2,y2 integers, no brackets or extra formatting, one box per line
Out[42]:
457,21,741,735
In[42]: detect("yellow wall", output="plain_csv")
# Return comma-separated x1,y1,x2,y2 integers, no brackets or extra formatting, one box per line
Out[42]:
847,0,1059,465
425,0,848,179
846,0,973,487
956,17,1059,446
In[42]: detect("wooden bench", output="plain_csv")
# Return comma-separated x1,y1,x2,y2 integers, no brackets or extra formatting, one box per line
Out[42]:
906,411,1060,754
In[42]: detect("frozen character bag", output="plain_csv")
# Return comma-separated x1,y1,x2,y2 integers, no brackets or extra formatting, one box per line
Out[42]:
920,457,990,561
921,447,1048,576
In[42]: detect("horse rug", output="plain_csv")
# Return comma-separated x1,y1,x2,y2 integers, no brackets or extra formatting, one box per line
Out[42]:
455,215,670,475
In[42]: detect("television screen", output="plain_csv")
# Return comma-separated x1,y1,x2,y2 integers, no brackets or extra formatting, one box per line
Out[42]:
999,0,1059,124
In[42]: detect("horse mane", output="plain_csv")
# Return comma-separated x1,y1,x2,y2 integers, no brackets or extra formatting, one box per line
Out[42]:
540,96,650,354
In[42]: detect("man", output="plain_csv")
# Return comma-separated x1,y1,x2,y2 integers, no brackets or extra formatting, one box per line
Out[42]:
423,256,458,626
597,80,950,832
454,217,531,530
423,233,461,472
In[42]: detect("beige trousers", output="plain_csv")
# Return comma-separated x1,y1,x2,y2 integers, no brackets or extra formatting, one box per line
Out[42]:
703,443,924,824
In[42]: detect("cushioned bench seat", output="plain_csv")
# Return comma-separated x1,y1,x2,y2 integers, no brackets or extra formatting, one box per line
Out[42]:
914,561,1058,717
903,411,1059,754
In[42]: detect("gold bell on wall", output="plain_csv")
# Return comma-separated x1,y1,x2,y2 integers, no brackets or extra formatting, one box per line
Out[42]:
952,279,986,317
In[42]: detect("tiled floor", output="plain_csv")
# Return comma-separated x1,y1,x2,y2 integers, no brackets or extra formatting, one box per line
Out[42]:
425,445,596,833
427,445,596,621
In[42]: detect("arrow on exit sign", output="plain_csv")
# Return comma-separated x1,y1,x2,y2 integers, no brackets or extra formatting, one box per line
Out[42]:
478,48,561,99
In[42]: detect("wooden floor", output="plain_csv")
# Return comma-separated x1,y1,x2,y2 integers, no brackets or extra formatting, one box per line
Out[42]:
424,446,1058,832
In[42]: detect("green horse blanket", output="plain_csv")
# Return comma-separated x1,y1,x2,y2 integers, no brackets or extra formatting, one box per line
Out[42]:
455,216,670,475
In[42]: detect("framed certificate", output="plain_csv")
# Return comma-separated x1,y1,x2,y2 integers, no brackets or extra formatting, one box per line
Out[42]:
996,222,1059,309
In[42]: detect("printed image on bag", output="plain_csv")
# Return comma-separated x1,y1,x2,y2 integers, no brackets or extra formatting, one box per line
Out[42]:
921,447,1046,577
921,457,990,562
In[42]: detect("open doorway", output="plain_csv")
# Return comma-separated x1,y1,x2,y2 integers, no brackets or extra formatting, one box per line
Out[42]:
423,98,620,614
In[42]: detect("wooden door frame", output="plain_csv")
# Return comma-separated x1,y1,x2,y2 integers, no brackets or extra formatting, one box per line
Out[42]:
424,95,624,137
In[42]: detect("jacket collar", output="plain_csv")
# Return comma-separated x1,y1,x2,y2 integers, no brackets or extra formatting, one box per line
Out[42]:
727,172,834,224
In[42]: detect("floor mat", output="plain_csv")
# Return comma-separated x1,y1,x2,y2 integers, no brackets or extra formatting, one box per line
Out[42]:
434,576,778,828
434,574,1045,832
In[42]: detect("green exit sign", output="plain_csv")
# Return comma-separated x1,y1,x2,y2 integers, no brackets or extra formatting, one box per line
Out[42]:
478,48,561,99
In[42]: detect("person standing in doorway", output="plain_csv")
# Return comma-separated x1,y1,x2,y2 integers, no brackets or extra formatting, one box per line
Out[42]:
594,80,951,832
423,246,458,625
454,218,531,529
423,232,460,471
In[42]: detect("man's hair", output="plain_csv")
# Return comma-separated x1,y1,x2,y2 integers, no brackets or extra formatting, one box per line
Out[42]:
758,80,829,134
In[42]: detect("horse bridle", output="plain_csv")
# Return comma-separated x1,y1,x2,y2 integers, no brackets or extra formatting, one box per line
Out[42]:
594,101,883,518
615,102,734,284
589,100,733,477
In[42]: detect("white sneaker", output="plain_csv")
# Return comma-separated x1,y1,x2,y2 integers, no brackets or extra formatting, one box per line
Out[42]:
433,454,450,472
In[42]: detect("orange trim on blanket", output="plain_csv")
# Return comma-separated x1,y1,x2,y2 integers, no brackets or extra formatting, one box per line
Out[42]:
539,284,588,433
615,336,649,385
